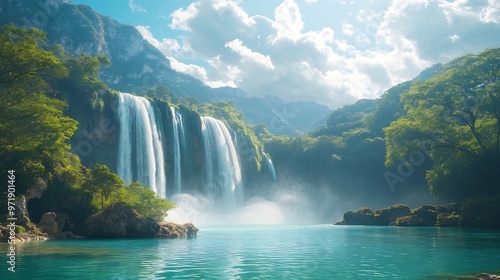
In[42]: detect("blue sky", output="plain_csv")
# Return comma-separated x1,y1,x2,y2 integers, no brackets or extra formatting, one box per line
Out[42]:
70,0,500,108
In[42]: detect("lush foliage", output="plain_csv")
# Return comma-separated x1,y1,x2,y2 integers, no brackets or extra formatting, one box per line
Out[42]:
0,24,79,197
111,182,176,222
263,49,500,208
0,26,175,227
385,48,500,201
82,164,123,210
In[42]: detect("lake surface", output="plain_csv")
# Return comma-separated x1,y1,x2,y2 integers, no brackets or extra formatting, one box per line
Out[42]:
1,225,499,279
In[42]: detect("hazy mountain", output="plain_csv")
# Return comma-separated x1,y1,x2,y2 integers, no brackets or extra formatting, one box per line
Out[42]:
0,0,331,136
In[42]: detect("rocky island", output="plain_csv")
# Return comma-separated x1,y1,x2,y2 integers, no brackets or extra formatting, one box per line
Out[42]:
336,199,500,228
1,198,198,242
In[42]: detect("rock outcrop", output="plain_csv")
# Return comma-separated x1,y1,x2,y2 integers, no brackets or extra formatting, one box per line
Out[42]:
393,205,459,226
85,203,198,239
336,204,462,227
85,203,159,238
335,205,410,226
15,196,37,231
157,222,199,238
38,212,65,237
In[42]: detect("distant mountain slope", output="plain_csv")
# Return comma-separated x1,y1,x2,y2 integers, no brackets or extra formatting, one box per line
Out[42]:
0,0,330,135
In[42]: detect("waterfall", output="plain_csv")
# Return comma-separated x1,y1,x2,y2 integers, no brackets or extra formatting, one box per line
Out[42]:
170,107,184,194
263,151,277,181
201,117,242,207
117,92,166,198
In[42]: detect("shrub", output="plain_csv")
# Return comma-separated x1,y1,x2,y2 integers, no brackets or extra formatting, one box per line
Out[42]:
110,182,175,222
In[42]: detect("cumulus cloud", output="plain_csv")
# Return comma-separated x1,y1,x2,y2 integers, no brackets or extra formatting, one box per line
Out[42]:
379,0,500,62
136,26,179,56
139,0,500,108
273,0,304,41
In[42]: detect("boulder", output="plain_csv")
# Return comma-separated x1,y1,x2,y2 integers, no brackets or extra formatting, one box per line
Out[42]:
393,215,421,226
374,204,411,225
38,212,64,237
86,203,159,238
157,222,199,238
335,208,376,225
184,223,199,237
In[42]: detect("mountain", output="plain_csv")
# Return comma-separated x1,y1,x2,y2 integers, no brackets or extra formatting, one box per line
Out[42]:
0,0,331,136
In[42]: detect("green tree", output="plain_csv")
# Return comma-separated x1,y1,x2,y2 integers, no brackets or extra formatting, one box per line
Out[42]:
83,164,123,209
59,53,110,111
0,25,78,193
111,181,175,222
385,48,500,201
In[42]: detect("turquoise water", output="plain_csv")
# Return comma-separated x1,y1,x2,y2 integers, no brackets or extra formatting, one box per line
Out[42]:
1,225,499,279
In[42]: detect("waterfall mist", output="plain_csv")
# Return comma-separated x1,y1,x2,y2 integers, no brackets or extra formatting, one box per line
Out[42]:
165,179,328,225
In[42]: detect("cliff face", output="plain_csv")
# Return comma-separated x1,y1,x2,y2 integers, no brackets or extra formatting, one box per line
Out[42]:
0,0,331,136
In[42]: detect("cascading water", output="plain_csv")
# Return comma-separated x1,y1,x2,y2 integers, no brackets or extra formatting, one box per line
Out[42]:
170,107,183,194
117,92,166,198
263,150,277,181
201,116,242,208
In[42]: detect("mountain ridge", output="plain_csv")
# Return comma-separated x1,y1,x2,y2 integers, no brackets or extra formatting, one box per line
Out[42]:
0,0,331,136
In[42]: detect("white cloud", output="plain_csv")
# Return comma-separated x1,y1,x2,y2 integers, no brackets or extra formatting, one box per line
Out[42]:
379,0,500,62
136,26,179,56
342,23,355,36
156,0,500,108
129,0,146,13
225,39,275,70
273,0,304,41
480,0,500,23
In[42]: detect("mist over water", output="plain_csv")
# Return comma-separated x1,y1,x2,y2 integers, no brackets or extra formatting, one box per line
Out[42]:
165,187,322,225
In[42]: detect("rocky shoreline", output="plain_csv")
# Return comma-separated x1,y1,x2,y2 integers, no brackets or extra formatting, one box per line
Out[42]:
1,202,198,242
335,202,499,228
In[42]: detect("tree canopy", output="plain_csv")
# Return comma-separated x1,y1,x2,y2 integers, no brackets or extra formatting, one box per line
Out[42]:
385,48,500,201
0,24,79,193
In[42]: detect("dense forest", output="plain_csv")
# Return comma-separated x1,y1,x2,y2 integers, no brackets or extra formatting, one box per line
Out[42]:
1,22,499,230
260,48,500,224
0,25,177,233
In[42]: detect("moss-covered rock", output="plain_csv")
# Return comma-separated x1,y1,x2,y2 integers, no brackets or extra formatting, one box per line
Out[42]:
157,222,199,238
374,204,411,225
336,204,466,226
437,213,460,227
84,203,199,238
336,204,410,225
392,205,455,226
335,209,376,225
393,215,421,226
